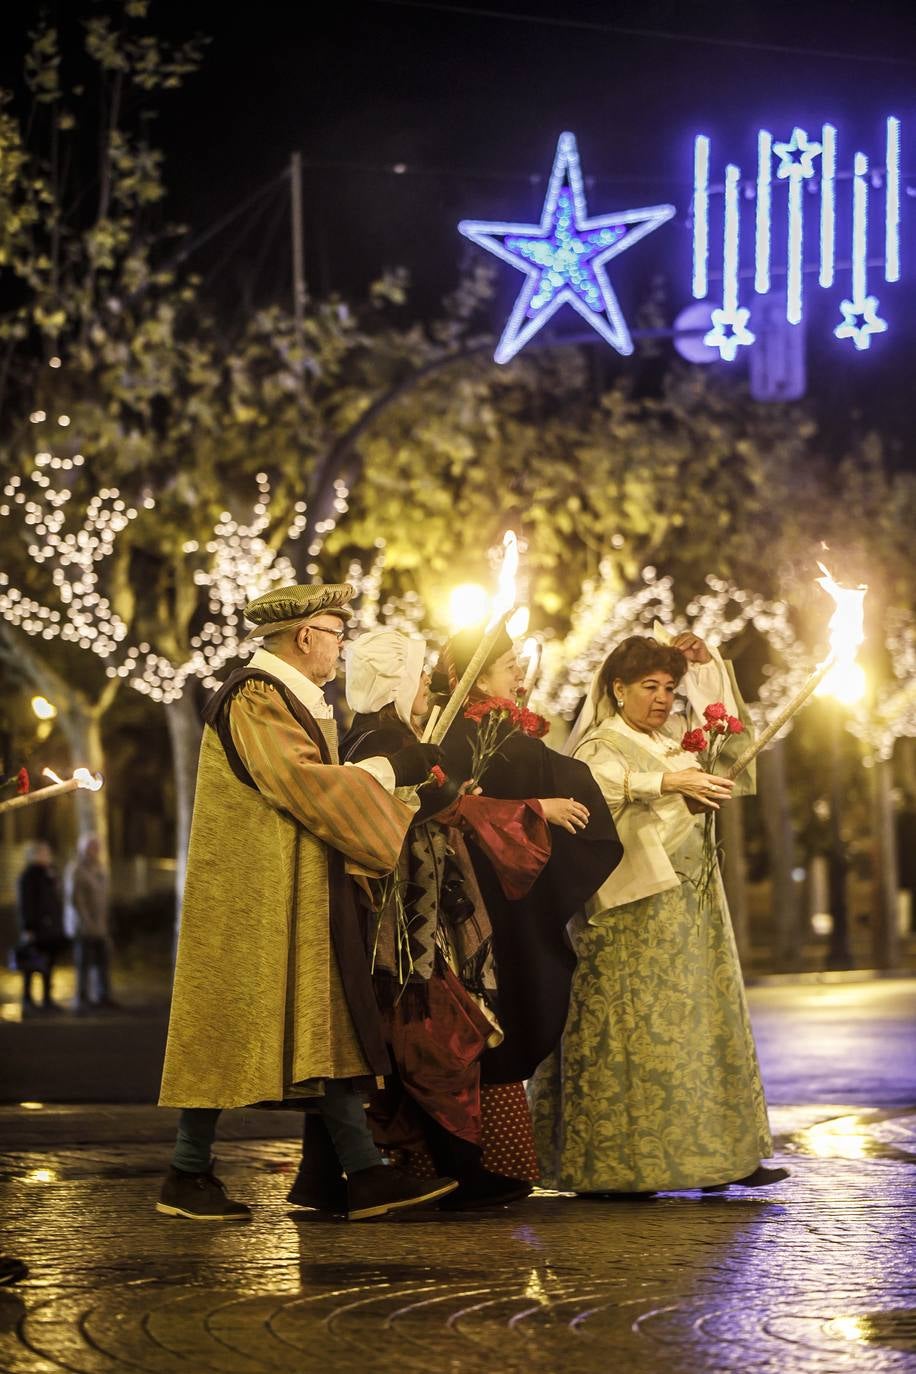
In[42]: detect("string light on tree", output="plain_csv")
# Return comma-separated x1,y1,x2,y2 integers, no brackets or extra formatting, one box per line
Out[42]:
0,420,315,703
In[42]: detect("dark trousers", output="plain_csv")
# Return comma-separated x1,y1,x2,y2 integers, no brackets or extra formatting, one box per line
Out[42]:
75,937,110,1005
21,943,59,1006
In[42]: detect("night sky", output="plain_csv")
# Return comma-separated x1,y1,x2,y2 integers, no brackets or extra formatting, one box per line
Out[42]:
9,0,916,454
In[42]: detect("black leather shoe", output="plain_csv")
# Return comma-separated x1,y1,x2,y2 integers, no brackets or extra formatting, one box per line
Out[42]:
0,1256,28,1286
438,1172,532,1211
346,1165,457,1220
575,1190,658,1200
156,1164,251,1221
287,1176,347,1215
731,1165,790,1187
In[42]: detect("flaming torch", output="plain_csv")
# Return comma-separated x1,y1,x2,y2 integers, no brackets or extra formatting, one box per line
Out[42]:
426,531,519,745
726,564,867,780
0,766,104,816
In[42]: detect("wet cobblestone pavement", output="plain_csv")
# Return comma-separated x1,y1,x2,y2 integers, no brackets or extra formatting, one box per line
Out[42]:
1,985,915,1373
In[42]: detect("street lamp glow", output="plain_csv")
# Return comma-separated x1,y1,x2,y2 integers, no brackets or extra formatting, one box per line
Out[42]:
448,583,489,630
30,695,57,720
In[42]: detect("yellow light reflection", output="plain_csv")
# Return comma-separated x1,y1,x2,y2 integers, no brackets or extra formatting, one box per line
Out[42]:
25,1168,58,1184
19,1101,45,1111
30,694,58,720
796,1113,873,1160
824,1315,869,1343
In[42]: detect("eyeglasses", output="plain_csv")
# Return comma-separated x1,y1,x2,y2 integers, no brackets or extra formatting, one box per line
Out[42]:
307,623,346,644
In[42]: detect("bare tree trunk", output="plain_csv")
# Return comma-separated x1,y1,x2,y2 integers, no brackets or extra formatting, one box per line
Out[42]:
164,690,203,932
870,756,900,970
758,740,802,967
718,798,750,965
57,705,109,860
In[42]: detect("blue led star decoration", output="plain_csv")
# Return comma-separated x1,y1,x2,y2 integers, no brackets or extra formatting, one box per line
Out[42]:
459,132,675,363
834,295,888,350
703,306,756,362
773,127,822,179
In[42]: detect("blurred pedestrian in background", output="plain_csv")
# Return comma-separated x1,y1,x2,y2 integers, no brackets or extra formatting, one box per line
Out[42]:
64,834,116,1012
15,841,66,1015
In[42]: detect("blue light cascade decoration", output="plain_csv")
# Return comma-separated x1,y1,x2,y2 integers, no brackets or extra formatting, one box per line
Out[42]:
691,119,902,359
459,132,675,363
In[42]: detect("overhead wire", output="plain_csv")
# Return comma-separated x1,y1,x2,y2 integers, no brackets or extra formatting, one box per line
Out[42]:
362,0,916,68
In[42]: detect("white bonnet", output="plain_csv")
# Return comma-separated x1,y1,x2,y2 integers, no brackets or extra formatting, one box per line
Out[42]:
346,629,427,728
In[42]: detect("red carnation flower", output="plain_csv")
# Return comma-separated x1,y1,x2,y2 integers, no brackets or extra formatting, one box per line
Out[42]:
681,728,708,753
464,696,520,725
703,701,727,723
16,768,29,795
428,764,447,788
518,707,549,739
726,715,745,735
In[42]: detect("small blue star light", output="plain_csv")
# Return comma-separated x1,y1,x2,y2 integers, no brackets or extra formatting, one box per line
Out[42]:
459,132,675,363
703,306,756,362
834,295,888,350
773,127,822,180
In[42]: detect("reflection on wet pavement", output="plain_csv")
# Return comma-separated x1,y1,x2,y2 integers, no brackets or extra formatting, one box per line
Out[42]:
1,1102,915,1373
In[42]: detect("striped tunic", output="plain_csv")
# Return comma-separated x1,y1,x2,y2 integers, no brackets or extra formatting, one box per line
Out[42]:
159,678,414,1110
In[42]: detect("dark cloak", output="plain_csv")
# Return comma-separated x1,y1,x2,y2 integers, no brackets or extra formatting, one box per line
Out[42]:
440,715,623,1083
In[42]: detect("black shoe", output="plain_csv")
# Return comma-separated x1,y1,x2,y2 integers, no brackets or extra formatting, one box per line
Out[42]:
346,1165,457,1221
438,1171,532,1211
730,1165,790,1188
287,1175,347,1215
575,1190,658,1200
0,1256,28,1286
156,1164,251,1221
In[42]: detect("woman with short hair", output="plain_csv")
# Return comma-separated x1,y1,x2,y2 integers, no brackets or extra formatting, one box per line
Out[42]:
529,631,786,1196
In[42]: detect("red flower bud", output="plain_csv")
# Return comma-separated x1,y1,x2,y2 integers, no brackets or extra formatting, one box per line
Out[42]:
429,764,447,787
703,701,728,722
681,728,708,753
15,768,29,795
726,716,745,734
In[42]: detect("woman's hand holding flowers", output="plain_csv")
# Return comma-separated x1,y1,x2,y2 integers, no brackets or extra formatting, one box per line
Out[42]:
662,770,735,811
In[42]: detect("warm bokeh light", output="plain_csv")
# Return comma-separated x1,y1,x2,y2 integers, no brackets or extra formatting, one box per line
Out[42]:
30,694,57,720
448,582,489,630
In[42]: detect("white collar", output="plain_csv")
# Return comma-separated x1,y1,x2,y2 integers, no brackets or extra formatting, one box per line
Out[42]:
248,648,333,719
592,712,684,758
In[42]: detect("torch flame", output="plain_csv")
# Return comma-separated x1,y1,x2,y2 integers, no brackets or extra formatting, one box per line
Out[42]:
489,530,519,627
814,562,867,705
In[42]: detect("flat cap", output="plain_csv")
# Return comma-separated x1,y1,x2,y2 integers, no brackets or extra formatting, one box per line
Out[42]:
244,583,355,638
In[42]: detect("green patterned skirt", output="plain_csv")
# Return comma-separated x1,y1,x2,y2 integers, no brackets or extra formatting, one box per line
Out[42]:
529,849,773,1192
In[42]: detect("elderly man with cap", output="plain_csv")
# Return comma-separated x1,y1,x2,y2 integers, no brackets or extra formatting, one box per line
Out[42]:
157,583,456,1222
